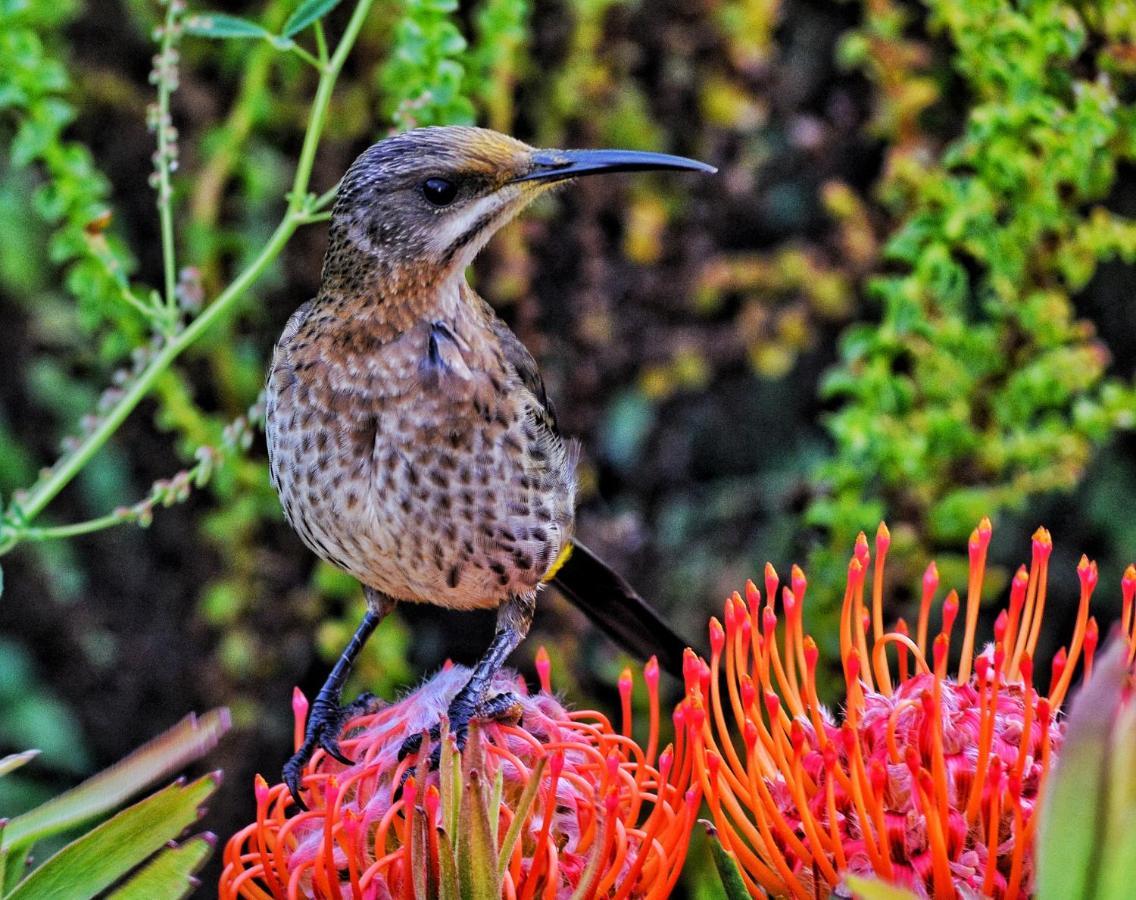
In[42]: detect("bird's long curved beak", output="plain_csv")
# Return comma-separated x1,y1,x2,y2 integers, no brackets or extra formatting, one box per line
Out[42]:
512,148,717,184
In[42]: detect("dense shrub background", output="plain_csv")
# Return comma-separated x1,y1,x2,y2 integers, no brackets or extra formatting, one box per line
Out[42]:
1,0,1133,893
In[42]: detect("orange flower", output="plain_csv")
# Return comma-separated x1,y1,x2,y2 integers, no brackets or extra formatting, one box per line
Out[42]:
687,520,1134,899
220,653,699,899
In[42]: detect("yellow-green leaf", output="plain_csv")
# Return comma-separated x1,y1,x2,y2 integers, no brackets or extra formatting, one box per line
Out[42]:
6,773,219,900
105,833,214,900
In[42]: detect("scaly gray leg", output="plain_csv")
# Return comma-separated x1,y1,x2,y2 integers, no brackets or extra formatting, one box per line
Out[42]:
284,587,395,809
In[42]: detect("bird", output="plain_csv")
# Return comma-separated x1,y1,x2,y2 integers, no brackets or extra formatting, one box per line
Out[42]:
265,126,715,807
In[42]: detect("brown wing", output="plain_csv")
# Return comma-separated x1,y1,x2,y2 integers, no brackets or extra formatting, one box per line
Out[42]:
486,312,562,438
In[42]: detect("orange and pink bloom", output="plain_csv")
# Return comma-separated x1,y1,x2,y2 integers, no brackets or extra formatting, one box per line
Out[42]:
220,654,698,899
685,520,1135,899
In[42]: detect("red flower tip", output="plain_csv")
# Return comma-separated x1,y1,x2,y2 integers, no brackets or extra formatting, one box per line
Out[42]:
933,633,948,670
923,560,939,594
535,645,551,693
791,563,807,599
789,719,806,753
723,593,737,631
707,751,722,778
763,691,780,719
1019,653,1033,685
803,636,819,672
744,579,761,610
619,667,633,698
876,519,891,551
683,648,702,695
291,687,308,721
644,655,659,689
1077,556,1099,593
254,774,270,804
764,562,779,601
744,718,759,750
709,617,725,654
740,673,756,708
854,531,870,564
844,651,861,682
762,605,777,636
994,609,1008,641
1123,564,1136,599
424,784,440,820
941,590,959,636
1032,527,1053,558
975,655,990,680
782,586,797,618
658,747,673,777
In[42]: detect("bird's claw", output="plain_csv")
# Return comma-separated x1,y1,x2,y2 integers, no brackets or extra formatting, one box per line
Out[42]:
283,692,380,810
395,689,523,766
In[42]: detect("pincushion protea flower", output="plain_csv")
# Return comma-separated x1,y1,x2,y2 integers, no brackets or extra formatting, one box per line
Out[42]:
220,654,699,899
687,520,1135,900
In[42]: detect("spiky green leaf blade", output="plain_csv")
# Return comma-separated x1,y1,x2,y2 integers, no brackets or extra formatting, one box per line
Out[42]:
457,768,497,900
845,874,921,900
282,0,344,37
437,829,460,900
105,833,214,900
1,709,229,851
0,751,39,779
1097,688,1136,900
496,755,545,884
5,773,219,900
184,13,273,40
702,821,752,900
410,800,429,900
488,766,504,847
1037,639,1127,900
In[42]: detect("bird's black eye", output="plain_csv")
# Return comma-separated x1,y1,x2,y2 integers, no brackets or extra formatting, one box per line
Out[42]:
422,177,458,206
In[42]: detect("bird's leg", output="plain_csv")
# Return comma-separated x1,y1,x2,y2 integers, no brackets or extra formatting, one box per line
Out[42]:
399,591,535,761
284,588,395,809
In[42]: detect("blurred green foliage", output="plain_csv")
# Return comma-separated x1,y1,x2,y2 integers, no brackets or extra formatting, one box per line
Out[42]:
808,0,1136,599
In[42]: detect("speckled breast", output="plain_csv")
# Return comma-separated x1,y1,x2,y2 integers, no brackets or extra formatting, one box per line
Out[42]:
265,298,576,610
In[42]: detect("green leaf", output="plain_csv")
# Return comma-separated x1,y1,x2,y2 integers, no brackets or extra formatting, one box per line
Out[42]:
496,755,545,884
105,833,214,900
702,821,751,900
1,709,229,851
457,723,497,899
0,751,38,779
845,874,921,900
1097,688,1136,900
1038,639,1128,900
183,13,273,40
282,0,344,37
457,768,497,900
6,773,219,900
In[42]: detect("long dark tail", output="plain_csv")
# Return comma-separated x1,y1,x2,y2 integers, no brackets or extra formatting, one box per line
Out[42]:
547,540,691,679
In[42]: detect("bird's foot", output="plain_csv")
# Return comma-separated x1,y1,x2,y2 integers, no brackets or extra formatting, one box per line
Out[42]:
283,691,379,810
396,689,524,766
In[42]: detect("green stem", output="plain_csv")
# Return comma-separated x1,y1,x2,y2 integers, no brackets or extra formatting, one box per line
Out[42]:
287,41,324,71
17,514,132,543
0,0,375,559
155,0,180,316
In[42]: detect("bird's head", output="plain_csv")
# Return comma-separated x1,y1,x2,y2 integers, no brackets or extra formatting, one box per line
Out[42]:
323,126,715,292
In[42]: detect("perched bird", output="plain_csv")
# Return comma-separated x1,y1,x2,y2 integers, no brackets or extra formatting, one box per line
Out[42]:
266,126,714,806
